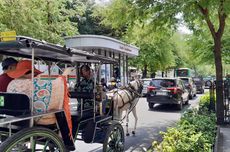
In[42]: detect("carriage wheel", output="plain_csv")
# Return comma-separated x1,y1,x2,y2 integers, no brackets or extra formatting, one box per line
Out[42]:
0,127,66,152
103,122,125,152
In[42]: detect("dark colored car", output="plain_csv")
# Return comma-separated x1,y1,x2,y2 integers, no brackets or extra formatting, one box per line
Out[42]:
193,77,205,94
146,78,189,110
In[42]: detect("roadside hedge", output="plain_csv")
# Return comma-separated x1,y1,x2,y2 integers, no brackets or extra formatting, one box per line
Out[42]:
150,93,216,152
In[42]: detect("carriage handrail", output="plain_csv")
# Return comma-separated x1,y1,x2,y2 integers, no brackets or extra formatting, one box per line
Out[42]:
69,91,94,99
0,109,63,125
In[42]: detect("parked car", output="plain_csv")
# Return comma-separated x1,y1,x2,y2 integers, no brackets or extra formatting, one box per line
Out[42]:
146,78,189,110
180,77,197,99
141,78,152,97
193,77,205,94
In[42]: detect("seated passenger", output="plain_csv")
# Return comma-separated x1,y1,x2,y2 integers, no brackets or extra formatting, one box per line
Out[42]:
75,65,94,110
0,57,18,92
6,60,72,129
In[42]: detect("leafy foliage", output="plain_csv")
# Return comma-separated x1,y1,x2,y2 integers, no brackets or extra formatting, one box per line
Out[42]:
152,106,216,152
96,0,229,123
95,1,184,77
0,0,80,44
76,0,120,37
199,93,216,111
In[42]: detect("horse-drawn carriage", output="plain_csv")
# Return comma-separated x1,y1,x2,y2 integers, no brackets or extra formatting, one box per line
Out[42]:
0,35,130,152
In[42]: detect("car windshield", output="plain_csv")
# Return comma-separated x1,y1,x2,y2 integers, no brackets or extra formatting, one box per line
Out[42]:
180,78,189,84
150,79,176,88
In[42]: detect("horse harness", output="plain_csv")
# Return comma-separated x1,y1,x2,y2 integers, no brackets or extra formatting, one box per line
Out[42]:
112,80,142,109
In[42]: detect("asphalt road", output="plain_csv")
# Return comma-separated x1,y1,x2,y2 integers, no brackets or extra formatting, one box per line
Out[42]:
73,93,204,152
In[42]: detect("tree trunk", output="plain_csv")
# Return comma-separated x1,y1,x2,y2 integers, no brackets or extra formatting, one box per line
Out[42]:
142,64,147,78
151,72,156,78
197,1,226,125
174,68,176,77
214,36,224,125
193,65,197,77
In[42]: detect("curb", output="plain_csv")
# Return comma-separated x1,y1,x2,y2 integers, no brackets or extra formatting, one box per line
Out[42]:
213,125,220,152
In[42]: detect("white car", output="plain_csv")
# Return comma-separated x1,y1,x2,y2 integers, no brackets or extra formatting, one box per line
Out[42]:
141,78,152,97
180,77,197,99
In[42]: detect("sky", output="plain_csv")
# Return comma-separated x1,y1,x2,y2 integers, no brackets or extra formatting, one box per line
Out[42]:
178,24,192,34
95,0,110,4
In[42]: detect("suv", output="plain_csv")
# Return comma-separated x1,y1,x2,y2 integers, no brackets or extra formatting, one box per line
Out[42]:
141,78,152,97
193,77,205,94
180,77,196,99
146,78,189,110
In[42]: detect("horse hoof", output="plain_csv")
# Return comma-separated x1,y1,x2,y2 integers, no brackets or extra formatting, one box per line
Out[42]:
132,131,135,135
126,133,130,136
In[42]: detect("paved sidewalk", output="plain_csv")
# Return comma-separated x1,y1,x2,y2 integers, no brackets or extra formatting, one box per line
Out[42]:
216,125,230,152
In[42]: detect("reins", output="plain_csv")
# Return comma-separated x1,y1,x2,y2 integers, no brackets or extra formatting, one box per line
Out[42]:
111,80,143,122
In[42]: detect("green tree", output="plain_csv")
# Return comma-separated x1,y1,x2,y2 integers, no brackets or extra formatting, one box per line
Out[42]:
98,0,230,124
75,0,120,37
0,0,79,44
96,2,178,78
127,23,177,77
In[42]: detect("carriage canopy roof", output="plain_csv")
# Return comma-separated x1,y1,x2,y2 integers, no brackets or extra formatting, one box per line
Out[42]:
0,36,117,64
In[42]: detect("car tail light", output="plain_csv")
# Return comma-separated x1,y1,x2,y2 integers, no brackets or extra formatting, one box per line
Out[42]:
167,87,178,94
147,86,156,92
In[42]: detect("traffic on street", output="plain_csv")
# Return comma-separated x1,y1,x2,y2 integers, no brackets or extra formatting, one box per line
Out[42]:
0,1,229,151
74,91,205,152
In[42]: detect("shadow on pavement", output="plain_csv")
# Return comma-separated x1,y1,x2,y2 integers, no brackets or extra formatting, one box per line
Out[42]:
124,122,176,152
148,103,193,114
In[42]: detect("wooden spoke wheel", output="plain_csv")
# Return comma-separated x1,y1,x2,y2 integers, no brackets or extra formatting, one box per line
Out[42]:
103,122,124,152
0,127,66,152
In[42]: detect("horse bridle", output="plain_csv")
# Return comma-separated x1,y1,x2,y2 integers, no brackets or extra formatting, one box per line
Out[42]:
127,79,143,97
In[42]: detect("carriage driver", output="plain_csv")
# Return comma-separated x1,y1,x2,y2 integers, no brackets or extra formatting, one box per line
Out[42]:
75,65,94,109
0,57,18,92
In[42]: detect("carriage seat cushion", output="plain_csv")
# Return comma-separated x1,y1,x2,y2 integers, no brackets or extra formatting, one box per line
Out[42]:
0,92,30,116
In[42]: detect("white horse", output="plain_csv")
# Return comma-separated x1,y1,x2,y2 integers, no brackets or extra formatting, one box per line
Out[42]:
107,79,143,136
